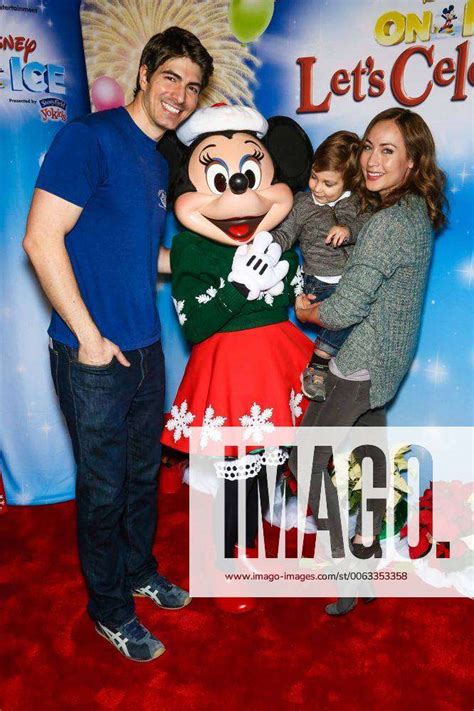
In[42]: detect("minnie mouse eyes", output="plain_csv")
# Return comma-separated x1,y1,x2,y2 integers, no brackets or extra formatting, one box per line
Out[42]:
206,163,229,194
240,159,262,190
200,149,264,193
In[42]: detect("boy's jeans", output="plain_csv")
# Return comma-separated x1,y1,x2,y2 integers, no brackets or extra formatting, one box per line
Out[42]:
303,274,353,356
49,339,165,627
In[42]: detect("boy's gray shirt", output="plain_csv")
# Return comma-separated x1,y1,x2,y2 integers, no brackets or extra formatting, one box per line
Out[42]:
272,191,370,277
318,194,434,408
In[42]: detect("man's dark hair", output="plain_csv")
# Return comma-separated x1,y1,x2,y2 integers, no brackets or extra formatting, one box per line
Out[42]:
134,26,213,97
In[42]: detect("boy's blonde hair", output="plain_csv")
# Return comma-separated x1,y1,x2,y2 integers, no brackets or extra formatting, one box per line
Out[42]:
312,131,360,191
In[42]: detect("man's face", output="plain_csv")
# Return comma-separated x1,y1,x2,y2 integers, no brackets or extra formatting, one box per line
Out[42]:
138,56,203,135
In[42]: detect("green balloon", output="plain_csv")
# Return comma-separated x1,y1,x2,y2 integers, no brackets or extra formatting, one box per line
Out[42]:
229,0,275,44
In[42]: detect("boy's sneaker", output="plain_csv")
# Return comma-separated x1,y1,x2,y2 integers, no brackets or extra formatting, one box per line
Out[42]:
133,572,191,610
301,365,328,401
95,616,165,662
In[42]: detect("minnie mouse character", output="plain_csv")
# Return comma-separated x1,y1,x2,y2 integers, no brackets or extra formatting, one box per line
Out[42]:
160,106,314,604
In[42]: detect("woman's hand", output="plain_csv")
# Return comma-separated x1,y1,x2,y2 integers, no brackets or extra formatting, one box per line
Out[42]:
295,293,323,325
295,293,315,310
325,225,350,248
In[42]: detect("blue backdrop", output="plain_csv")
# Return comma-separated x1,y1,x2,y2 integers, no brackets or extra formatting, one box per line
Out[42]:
1,0,90,504
1,0,473,505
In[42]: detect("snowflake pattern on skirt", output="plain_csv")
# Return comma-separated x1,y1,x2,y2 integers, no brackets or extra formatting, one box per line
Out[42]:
200,405,227,449
165,401,195,442
164,391,307,448
239,403,275,443
289,389,304,426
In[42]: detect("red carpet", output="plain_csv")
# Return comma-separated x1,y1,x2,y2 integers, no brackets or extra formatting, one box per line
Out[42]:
1,486,473,711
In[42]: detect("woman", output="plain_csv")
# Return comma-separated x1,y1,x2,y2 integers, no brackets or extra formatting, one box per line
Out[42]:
293,107,447,615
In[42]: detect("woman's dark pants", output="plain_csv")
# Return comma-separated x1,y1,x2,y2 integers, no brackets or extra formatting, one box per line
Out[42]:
289,371,387,557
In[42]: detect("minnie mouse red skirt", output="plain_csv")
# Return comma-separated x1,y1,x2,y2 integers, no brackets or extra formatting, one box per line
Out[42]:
161,321,313,456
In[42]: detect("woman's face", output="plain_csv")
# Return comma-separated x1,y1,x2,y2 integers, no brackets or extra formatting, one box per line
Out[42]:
360,119,414,197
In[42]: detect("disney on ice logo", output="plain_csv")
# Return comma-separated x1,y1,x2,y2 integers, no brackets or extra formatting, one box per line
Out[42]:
0,33,37,62
1,32,65,95
9,56,65,94
39,97,67,122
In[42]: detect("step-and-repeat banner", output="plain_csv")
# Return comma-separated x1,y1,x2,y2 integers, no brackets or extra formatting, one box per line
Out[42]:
1,0,472,504
0,0,90,504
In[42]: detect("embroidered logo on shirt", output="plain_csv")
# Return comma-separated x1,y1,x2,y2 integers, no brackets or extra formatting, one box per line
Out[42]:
158,190,167,210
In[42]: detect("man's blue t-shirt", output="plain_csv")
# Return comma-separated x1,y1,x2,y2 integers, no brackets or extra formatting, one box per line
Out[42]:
36,107,168,350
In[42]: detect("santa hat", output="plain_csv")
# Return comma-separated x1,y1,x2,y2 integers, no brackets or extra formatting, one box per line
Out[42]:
176,104,268,147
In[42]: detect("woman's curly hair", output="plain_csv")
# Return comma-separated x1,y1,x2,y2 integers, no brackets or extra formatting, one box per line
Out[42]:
354,108,448,232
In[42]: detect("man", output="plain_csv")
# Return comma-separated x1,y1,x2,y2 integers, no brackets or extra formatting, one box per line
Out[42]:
23,27,213,662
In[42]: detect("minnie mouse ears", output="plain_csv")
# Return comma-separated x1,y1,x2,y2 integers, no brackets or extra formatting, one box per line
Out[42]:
177,104,268,146
263,116,313,193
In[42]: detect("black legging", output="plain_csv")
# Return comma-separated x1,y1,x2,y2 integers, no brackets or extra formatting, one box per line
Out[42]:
223,466,270,558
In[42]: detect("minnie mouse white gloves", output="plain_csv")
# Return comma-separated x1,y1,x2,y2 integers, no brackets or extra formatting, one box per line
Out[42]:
228,232,289,301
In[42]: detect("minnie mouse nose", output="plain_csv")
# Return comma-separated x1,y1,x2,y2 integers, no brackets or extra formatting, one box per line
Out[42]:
229,173,249,194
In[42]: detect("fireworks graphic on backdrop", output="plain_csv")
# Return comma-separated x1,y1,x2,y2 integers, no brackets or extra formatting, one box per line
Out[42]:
81,0,259,107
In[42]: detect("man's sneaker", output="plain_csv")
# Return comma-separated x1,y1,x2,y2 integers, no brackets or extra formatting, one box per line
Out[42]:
301,365,328,401
95,616,165,662
133,573,191,610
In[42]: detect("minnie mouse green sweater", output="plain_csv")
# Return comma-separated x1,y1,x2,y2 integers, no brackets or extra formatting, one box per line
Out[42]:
170,231,302,344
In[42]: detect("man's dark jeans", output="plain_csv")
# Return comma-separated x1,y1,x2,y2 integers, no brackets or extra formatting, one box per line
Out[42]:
49,339,165,627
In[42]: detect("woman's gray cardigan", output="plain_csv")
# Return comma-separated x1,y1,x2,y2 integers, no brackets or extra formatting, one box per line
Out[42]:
318,194,434,408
